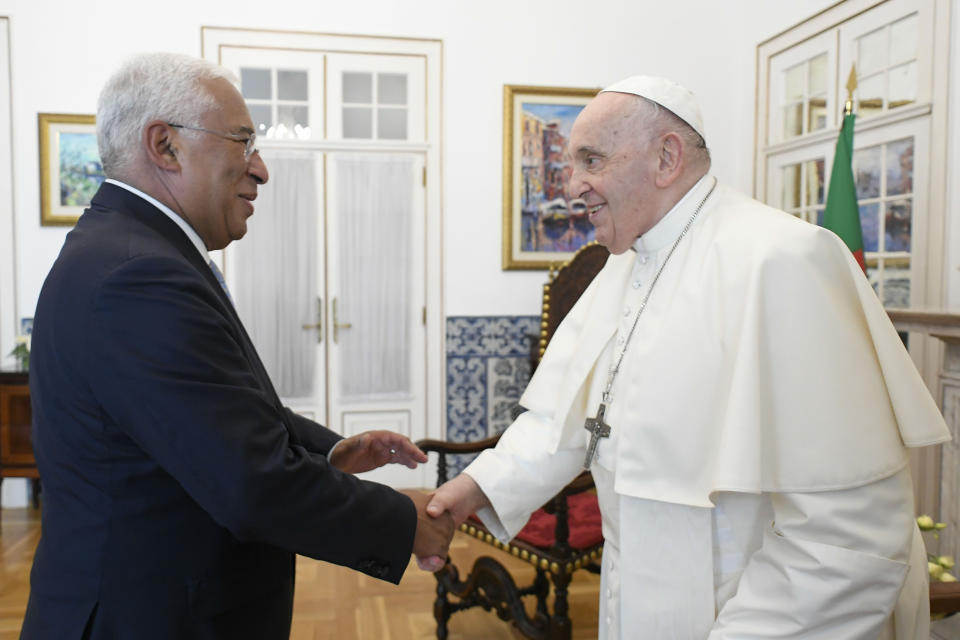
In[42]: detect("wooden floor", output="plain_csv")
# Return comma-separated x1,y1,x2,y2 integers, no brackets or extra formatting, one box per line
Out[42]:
0,507,600,639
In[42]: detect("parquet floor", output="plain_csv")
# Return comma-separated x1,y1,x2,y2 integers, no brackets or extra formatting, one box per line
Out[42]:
0,507,600,639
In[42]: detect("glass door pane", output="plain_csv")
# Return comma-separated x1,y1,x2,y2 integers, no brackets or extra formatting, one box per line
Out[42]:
230,152,323,400
220,48,325,140
327,54,426,142
325,152,426,488
332,154,415,400
854,136,915,308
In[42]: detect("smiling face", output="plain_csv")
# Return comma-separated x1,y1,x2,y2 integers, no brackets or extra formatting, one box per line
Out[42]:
170,77,269,250
566,92,663,255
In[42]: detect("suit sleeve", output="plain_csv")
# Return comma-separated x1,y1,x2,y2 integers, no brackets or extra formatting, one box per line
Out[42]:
708,468,917,639
284,407,342,455
87,254,415,583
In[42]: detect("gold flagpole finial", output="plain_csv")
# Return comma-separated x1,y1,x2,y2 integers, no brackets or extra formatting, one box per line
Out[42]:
844,64,858,116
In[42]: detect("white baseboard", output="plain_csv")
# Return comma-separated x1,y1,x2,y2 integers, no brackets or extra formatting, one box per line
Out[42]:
0,478,28,507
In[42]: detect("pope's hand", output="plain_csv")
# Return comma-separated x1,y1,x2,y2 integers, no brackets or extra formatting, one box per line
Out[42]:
329,430,427,474
426,473,491,526
414,474,492,571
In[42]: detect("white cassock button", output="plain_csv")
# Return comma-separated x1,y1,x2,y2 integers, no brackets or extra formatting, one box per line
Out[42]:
640,255,649,264
607,589,613,599
617,336,625,345
632,280,641,289
607,616,612,626
623,308,630,317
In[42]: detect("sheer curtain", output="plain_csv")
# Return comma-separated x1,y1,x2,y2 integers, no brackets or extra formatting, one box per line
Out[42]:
233,151,317,398
333,154,414,401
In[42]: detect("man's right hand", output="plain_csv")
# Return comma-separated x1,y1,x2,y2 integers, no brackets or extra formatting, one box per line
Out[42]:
406,474,494,571
400,489,455,572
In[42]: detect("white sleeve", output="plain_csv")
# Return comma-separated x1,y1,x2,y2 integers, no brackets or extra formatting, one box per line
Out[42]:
463,409,585,542
709,467,916,639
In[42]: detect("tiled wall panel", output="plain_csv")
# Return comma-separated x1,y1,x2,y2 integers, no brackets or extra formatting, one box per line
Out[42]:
445,316,538,474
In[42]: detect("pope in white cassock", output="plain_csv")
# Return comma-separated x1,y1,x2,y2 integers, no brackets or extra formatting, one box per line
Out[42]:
424,76,952,639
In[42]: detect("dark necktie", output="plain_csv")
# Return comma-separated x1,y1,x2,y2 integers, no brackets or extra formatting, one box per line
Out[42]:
208,259,234,306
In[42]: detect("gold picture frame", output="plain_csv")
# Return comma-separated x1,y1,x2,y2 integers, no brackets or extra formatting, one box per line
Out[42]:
39,113,103,226
502,84,598,270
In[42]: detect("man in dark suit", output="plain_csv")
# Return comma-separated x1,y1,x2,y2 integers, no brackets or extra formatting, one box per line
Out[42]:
21,52,452,639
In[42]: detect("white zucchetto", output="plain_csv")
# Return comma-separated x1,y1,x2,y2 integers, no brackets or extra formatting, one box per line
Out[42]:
601,75,706,142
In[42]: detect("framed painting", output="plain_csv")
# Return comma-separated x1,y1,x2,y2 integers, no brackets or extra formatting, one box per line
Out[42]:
39,113,104,226
502,84,598,270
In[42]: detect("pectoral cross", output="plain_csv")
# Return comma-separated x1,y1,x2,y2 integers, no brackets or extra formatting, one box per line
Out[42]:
583,403,611,470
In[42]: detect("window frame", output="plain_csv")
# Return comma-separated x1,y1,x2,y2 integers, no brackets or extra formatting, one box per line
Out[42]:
756,0,945,316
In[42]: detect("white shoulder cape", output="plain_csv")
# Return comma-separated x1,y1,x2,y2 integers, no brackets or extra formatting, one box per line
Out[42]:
522,183,951,508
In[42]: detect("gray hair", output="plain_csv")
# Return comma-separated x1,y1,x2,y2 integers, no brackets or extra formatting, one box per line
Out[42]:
96,52,239,178
634,96,711,168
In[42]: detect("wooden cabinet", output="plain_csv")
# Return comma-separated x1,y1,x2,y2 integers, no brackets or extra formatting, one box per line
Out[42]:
0,370,35,475
0,370,39,508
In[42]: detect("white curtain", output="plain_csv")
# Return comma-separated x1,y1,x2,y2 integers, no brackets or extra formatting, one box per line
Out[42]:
233,151,317,398
333,153,414,400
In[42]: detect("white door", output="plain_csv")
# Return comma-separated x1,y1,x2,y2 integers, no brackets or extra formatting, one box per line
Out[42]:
326,152,426,487
218,46,433,489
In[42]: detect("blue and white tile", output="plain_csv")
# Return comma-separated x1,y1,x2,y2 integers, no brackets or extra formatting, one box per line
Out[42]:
445,316,538,475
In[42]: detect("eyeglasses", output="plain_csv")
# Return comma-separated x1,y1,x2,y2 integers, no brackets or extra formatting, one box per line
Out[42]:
167,123,258,161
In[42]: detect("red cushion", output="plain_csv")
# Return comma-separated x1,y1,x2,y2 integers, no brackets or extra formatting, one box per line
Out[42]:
471,492,603,550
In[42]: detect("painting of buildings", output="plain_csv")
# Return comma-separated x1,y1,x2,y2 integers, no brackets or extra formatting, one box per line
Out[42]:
518,102,594,253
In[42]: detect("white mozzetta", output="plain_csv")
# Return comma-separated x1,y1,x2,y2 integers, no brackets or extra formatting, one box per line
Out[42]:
465,176,950,638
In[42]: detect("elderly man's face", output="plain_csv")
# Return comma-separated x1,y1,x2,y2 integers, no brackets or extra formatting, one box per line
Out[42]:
567,93,658,255
172,78,269,250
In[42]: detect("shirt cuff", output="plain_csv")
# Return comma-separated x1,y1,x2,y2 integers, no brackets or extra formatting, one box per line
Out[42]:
327,439,344,463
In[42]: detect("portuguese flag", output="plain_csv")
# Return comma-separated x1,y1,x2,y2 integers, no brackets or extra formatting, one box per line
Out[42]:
822,113,866,273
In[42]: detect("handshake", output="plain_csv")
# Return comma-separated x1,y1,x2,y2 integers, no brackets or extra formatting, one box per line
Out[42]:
331,430,491,574
401,473,491,572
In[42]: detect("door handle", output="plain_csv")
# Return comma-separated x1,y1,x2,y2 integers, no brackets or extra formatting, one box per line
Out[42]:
301,297,323,343
333,297,353,343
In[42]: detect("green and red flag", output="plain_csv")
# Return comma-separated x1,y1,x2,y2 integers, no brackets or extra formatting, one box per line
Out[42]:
822,112,865,273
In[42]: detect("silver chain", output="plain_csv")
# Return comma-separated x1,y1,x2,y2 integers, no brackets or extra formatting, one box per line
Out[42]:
601,177,718,404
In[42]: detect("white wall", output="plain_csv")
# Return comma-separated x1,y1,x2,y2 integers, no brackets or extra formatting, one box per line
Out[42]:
0,0,838,324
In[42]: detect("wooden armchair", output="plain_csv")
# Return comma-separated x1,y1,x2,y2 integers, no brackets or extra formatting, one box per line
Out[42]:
418,242,609,640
